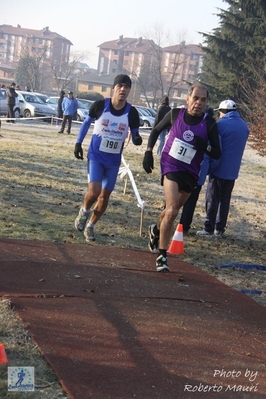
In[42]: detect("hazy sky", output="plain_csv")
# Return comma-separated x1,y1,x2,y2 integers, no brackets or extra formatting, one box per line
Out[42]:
2,0,228,68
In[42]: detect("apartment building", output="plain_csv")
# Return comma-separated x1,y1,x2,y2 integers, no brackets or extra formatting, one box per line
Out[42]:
162,42,204,105
97,35,204,105
0,24,72,86
97,35,160,76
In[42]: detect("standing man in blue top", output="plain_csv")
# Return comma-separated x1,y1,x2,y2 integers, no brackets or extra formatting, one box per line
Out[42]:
197,100,249,237
58,91,78,134
74,74,142,242
143,84,221,272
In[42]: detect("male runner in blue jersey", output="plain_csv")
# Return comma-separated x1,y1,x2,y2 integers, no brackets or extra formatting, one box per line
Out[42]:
74,74,142,242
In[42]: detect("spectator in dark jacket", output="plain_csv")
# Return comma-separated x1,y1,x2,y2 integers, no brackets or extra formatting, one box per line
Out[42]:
57,90,65,122
6,82,18,123
154,96,171,155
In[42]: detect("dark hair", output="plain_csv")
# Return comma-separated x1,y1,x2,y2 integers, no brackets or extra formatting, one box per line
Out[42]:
188,84,209,98
161,96,169,105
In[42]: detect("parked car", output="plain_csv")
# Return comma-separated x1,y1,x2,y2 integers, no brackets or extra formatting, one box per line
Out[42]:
0,88,20,118
34,93,58,113
77,98,94,111
135,106,155,127
142,107,157,117
76,100,89,121
51,96,89,122
44,97,58,112
17,91,57,119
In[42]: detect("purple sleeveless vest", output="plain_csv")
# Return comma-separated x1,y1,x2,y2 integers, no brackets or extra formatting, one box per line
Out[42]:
160,108,208,180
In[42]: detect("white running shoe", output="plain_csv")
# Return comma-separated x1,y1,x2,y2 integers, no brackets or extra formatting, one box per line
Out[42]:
84,226,96,242
196,229,214,237
75,207,91,232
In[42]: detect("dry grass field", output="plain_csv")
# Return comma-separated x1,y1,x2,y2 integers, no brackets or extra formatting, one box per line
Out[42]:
0,119,266,397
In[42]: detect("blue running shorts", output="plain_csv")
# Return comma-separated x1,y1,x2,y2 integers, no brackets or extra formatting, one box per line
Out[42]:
87,160,120,191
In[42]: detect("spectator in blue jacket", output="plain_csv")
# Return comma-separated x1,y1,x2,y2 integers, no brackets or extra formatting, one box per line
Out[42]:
58,91,78,134
197,100,249,237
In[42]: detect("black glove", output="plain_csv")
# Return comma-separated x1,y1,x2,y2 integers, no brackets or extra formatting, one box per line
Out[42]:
143,151,154,174
133,134,143,146
193,136,207,152
74,143,83,160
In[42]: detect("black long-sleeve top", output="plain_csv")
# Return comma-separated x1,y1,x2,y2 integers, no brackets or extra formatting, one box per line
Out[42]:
147,108,221,160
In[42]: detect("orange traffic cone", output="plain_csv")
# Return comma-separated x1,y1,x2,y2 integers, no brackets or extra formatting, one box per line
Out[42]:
0,343,8,364
167,223,184,255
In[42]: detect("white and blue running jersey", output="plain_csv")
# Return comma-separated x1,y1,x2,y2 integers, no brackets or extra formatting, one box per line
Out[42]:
89,98,131,166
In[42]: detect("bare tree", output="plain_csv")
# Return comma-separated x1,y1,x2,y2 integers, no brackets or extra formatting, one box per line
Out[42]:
50,50,89,93
238,58,266,157
133,23,189,107
16,46,48,91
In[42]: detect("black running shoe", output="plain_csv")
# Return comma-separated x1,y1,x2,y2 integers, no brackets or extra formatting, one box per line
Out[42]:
148,224,159,253
156,255,169,272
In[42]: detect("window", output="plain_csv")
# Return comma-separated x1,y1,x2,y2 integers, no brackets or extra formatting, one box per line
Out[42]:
102,86,107,92
88,84,93,90
114,50,118,55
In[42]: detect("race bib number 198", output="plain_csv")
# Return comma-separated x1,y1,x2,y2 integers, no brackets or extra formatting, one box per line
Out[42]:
169,138,196,164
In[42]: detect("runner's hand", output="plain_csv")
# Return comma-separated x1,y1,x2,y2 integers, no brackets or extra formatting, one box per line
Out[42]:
143,151,154,173
193,136,207,152
133,134,143,146
74,143,83,160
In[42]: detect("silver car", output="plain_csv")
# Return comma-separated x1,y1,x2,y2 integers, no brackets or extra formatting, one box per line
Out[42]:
78,98,94,111
34,93,58,113
17,91,57,119
135,106,155,127
0,88,20,118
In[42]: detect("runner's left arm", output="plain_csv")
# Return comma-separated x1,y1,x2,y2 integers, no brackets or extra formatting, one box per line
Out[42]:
129,107,142,146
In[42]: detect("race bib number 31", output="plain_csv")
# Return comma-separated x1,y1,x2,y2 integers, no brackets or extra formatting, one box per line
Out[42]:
99,136,123,153
169,138,196,164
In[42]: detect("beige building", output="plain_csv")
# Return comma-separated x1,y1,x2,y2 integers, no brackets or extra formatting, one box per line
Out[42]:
77,70,114,97
97,35,160,76
96,36,204,106
0,26,204,103
0,24,72,86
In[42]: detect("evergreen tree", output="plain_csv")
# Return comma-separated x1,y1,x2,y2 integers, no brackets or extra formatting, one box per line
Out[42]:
199,0,266,115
